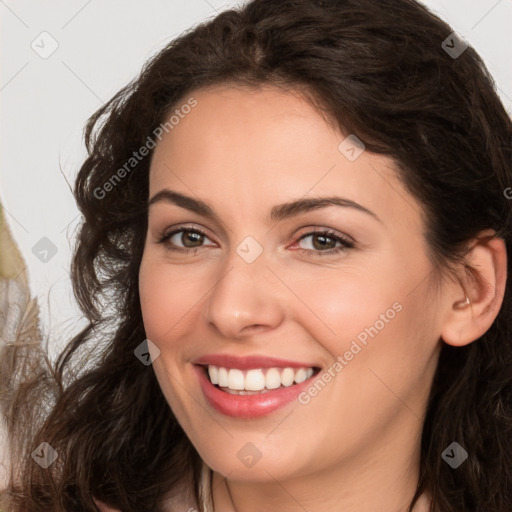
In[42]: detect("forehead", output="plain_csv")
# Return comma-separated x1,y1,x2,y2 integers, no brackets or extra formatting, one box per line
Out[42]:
150,84,339,176
148,84,421,232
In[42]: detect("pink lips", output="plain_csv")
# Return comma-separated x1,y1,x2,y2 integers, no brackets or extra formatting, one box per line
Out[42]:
193,353,319,419
193,353,315,369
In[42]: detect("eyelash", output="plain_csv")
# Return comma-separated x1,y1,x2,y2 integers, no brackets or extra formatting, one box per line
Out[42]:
156,225,355,257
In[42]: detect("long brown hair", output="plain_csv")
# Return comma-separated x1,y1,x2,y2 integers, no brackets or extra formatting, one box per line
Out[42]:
2,0,511,510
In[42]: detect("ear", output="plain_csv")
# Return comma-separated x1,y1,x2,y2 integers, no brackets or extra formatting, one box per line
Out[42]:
441,230,508,347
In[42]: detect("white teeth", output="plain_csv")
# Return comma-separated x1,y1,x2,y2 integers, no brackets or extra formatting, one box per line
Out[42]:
265,368,282,390
206,365,316,391
294,368,308,384
245,369,266,391
218,367,229,387
224,388,271,395
208,365,218,385
281,368,295,387
228,369,245,390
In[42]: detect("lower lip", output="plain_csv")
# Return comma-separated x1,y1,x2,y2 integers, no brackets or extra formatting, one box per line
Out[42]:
194,365,317,418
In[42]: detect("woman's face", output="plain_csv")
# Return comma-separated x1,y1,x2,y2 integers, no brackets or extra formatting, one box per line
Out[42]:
139,84,444,483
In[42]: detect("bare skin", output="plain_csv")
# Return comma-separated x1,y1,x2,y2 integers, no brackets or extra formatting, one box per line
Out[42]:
138,84,507,512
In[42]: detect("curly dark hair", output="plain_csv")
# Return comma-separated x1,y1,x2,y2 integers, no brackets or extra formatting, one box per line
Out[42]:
1,0,511,510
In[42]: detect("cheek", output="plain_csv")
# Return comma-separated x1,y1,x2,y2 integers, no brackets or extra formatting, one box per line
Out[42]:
288,254,437,381
287,266,393,352
138,256,203,341
138,258,200,415
139,262,170,340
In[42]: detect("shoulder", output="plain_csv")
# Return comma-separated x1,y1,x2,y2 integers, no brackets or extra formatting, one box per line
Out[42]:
92,462,212,511
93,498,120,512
92,467,205,512
93,489,197,512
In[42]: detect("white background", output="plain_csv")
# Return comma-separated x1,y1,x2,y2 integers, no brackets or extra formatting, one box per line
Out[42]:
1,0,511,359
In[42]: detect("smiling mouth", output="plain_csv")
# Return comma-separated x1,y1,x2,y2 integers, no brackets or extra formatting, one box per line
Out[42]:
198,364,322,395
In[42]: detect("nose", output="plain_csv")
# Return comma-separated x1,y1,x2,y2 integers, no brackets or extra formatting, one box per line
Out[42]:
203,249,285,340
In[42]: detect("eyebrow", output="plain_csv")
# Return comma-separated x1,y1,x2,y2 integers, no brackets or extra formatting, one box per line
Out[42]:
148,189,381,223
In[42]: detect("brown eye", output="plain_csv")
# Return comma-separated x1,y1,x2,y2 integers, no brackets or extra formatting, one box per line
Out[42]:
157,228,214,252
295,229,354,256
178,230,205,248
309,233,338,251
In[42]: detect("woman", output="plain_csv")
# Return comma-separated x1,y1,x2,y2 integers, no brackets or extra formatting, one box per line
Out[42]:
1,0,511,510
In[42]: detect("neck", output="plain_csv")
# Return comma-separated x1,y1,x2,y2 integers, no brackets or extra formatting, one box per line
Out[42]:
213,469,429,512
211,414,430,512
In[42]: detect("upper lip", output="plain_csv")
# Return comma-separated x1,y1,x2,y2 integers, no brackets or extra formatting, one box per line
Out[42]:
193,354,319,370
